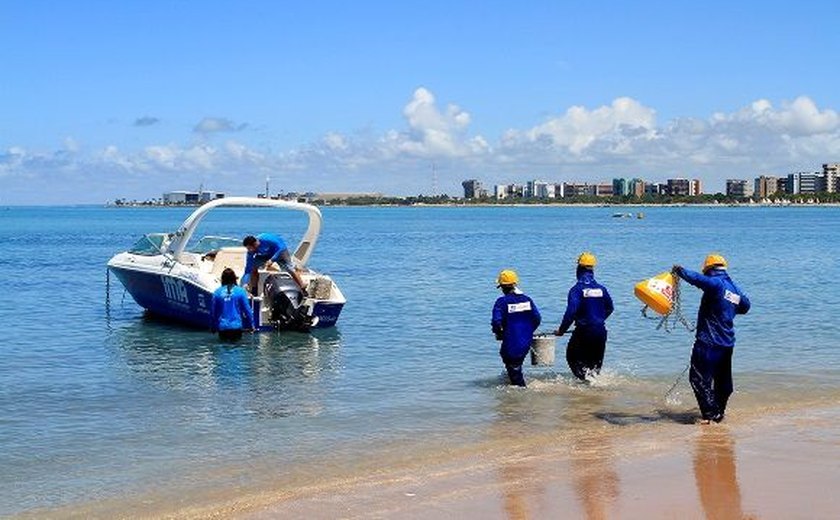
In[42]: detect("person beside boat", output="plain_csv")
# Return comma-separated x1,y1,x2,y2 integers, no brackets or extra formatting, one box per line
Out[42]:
554,252,614,380
491,269,542,387
211,268,255,341
241,233,307,296
673,254,751,424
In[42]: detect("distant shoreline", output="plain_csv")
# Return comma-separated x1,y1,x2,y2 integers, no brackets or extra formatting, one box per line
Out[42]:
102,201,840,208
5,202,840,209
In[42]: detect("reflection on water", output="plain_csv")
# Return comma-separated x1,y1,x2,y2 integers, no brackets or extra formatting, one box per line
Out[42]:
106,316,343,419
568,393,620,520
498,454,541,520
491,392,549,520
569,431,620,520
109,315,342,379
488,389,621,520
693,428,755,520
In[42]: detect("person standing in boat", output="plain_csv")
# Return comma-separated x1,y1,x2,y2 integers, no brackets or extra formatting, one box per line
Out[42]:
211,268,255,341
554,252,614,381
673,254,751,424
241,233,307,296
492,269,542,387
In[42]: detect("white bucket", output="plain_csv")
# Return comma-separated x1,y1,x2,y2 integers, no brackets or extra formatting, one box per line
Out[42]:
530,334,556,366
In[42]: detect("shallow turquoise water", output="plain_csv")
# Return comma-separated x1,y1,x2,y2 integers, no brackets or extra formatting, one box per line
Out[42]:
1,205,839,515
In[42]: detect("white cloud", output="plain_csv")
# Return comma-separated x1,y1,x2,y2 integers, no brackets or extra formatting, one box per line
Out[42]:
514,97,658,154
4,91,840,203
714,96,839,136
323,132,348,151
393,87,489,157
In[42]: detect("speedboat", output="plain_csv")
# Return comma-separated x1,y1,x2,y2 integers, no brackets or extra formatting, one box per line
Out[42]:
107,197,346,331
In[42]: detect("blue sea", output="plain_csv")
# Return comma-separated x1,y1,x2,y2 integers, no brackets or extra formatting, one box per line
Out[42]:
1,205,839,517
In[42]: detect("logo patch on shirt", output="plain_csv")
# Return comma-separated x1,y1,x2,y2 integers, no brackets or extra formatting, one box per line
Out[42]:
724,290,741,305
508,301,532,313
583,288,603,298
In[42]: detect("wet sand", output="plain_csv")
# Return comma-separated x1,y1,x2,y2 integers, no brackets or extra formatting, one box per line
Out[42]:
231,407,840,520
20,403,840,519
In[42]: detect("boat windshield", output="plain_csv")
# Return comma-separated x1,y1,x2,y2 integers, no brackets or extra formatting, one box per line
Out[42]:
188,236,242,254
128,233,168,256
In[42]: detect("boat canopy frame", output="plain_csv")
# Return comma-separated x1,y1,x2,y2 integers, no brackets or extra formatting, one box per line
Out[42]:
167,197,323,267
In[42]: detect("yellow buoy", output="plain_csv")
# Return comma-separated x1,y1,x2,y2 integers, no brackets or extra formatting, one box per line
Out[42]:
634,272,675,315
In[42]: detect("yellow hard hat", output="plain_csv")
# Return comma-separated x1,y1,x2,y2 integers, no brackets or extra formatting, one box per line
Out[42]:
702,253,728,272
577,252,597,268
496,269,519,287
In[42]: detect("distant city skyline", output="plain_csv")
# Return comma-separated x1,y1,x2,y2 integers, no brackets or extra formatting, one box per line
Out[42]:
464,162,840,200
3,2,840,204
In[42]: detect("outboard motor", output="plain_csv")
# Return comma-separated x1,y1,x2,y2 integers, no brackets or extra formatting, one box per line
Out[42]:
263,274,317,331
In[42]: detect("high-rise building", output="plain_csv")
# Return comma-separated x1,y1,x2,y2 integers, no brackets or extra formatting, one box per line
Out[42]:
564,183,597,197
784,173,800,194
644,182,662,195
526,180,555,199
462,179,482,199
536,182,555,198
629,178,646,198
823,163,839,193
666,178,691,196
690,179,702,196
525,180,537,198
596,184,613,197
754,176,779,198
726,179,754,198
798,172,820,193
612,178,629,197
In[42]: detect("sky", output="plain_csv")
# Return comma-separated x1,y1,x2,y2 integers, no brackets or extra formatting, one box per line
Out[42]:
2,0,840,204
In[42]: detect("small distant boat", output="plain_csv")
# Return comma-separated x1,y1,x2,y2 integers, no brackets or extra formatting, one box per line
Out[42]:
612,212,633,218
636,212,645,219
107,197,346,331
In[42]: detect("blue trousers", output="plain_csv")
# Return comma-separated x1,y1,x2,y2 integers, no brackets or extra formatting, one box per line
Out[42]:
500,352,527,387
689,341,734,421
566,326,607,380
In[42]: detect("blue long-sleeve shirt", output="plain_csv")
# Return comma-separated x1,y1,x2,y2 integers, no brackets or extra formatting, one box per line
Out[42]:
492,291,542,359
675,267,750,348
241,233,289,285
211,284,255,331
557,270,614,335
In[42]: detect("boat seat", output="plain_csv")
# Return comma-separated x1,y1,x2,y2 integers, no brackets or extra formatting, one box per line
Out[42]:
210,247,247,280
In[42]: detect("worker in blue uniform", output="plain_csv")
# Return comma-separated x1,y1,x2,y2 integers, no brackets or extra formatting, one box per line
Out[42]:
211,268,255,341
492,269,542,387
241,233,307,296
554,252,614,381
674,254,751,424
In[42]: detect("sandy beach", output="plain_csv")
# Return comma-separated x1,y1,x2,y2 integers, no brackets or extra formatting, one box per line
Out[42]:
234,406,840,520
29,402,839,520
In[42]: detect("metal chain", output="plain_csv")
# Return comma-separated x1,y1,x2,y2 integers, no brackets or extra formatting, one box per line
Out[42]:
664,363,690,401
640,270,695,333
638,269,697,401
